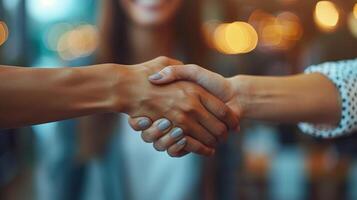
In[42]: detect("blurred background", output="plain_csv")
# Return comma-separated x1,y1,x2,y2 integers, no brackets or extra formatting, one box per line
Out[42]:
0,0,357,200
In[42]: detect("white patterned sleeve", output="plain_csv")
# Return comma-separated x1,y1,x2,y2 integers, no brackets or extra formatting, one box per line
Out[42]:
298,59,357,138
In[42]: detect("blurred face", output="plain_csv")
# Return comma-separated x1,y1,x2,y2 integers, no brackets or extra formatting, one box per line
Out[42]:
120,0,182,27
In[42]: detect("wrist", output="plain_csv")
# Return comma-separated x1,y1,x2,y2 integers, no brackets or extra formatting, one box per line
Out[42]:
99,63,135,113
227,75,256,119
104,63,154,115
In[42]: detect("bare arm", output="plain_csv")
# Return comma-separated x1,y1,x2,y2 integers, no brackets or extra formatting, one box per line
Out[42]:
134,64,343,157
146,65,341,124
0,64,126,128
230,73,341,124
1,57,238,157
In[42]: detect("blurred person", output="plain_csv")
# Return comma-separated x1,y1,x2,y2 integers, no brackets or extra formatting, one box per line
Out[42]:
131,58,357,156
81,1,221,200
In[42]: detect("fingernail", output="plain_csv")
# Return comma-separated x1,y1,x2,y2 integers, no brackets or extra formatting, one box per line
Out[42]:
161,67,172,75
149,73,163,80
170,128,183,138
157,118,171,131
138,118,151,129
177,138,187,146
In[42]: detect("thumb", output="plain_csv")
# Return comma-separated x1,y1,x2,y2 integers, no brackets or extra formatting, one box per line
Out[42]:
148,64,231,101
148,64,200,84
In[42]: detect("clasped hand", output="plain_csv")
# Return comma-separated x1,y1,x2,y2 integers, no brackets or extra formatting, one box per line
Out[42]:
124,57,242,157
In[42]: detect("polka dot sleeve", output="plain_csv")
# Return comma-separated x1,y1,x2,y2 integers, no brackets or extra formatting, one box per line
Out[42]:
298,59,357,138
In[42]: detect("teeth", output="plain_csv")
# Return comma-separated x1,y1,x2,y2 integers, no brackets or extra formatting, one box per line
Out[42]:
135,0,163,7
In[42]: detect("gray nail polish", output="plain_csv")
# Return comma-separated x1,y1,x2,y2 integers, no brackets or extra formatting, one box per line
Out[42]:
138,118,150,129
157,119,171,131
177,138,187,146
170,128,183,138
149,73,163,80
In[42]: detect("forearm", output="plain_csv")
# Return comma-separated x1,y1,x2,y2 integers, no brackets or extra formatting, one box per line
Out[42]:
231,73,341,124
0,64,126,128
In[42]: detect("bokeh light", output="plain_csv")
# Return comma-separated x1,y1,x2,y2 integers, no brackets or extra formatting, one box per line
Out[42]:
348,12,357,39
249,10,303,51
213,23,233,54
56,24,99,61
277,12,303,42
354,3,357,19
212,22,258,55
314,1,340,32
225,22,258,54
27,0,74,22
0,21,9,46
45,23,73,51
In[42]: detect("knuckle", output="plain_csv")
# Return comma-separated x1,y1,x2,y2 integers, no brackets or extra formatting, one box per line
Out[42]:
187,64,200,72
175,113,187,124
181,103,195,114
158,56,169,60
156,56,170,64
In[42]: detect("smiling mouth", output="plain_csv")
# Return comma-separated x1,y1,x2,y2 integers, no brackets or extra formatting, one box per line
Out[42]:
132,0,168,10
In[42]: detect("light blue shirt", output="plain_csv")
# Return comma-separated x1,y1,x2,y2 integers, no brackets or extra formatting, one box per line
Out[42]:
82,114,200,200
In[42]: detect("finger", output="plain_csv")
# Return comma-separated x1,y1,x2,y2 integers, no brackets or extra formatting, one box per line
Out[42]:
128,116,152,131
179,119,218,148
167,138,187,157
168,149,190,158
172,150,190,158
142,56,182,66
193,103,228,142
148,64,201,83
153,127,184,151
141,118,172,143
154,56,183,66
199,93,239,130
184,136,215,156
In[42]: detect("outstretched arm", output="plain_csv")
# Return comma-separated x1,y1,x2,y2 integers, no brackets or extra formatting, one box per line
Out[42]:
129,60,351,157
1,57,238,157
0,64,122,128
148,64,341,124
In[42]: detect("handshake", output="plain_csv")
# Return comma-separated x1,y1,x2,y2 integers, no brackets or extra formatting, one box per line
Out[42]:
0,56,341,145
121,56,245,158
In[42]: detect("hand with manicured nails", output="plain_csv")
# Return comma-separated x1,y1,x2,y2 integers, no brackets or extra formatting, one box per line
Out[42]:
0,55,237,156
129,64,243,157
126,60,239,157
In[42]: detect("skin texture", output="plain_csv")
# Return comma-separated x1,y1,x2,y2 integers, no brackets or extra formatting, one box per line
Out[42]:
130,64,341,157
126,58,238,156
0,64,115,128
